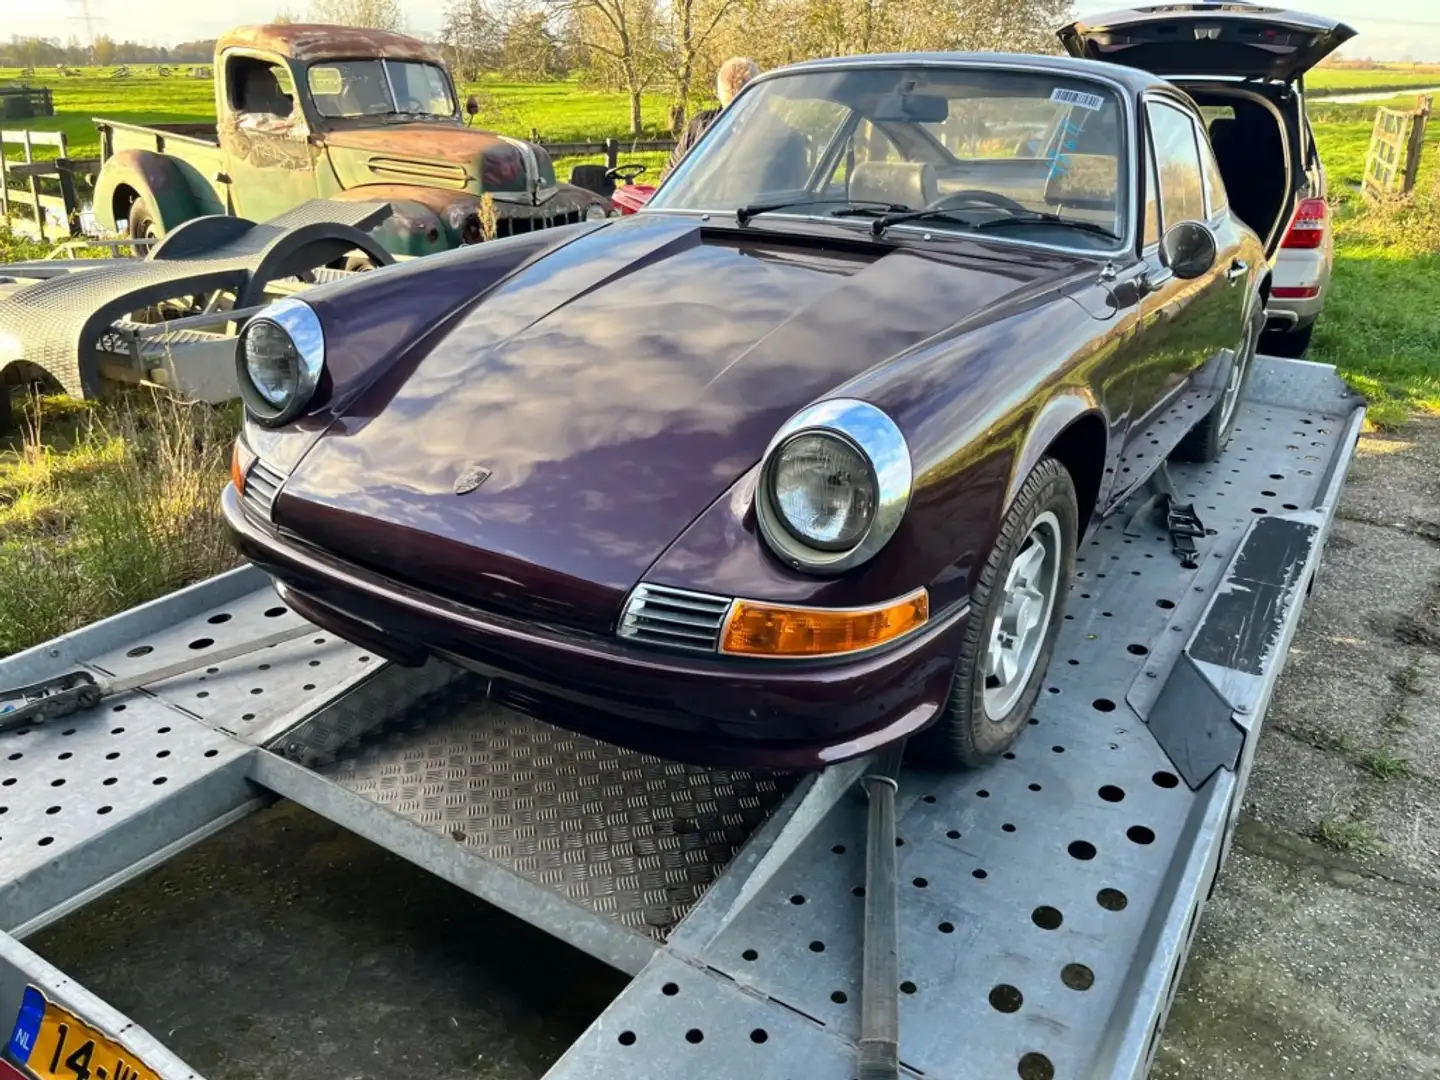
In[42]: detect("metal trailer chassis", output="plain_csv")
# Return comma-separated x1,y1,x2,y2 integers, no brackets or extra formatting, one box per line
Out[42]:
0,356,1364,1080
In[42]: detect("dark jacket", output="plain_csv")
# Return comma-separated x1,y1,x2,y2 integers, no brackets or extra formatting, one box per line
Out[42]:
662,106,722,180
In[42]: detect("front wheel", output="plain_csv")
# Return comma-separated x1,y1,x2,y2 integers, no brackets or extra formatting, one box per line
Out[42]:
909,457,1078,769
126,197,161,259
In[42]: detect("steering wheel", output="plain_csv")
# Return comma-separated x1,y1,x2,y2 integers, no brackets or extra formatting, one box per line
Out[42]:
606,163,648,183
923,189,1030,215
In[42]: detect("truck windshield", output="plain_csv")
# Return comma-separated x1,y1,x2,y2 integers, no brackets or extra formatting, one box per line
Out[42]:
308,60,456,119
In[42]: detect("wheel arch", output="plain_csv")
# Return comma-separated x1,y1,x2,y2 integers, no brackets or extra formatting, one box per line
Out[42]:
1006,393,1109,540
93,149,201,235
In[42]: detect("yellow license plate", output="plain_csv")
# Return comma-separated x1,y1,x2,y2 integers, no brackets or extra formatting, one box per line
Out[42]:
6,987,160,1080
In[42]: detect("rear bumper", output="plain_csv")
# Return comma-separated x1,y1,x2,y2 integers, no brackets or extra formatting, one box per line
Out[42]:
1265,244,1331,330
221,484,968,769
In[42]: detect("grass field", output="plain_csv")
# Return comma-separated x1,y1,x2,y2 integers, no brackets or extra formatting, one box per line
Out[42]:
1,65,1439,658
1306,65,1440,94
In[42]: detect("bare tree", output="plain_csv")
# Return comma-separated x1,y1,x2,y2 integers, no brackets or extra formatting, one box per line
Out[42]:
441,0,504,80
664,0,744,130
307,0,408,32
547,0,662,134
501,7,566,80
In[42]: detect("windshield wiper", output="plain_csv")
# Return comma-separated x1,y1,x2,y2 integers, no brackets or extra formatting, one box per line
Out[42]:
734,199,906,226
867,208,975,236
973,213,1121,242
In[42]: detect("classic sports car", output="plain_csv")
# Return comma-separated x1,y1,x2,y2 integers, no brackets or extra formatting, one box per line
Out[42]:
222,52,1269,771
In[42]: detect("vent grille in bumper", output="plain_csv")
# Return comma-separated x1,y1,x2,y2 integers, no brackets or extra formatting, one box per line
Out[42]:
618,584,733,653
243,460,286,522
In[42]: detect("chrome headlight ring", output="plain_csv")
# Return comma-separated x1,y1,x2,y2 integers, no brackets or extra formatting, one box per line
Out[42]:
235,297,325,427
755,398,913,575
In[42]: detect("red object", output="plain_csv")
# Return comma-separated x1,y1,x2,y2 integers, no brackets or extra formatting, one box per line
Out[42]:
1271,285,1320,299
0,1060,30,1080
1280,197,1328,249
611,183,656,215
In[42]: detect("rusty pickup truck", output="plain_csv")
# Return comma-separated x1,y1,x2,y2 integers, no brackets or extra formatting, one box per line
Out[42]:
91,23,614,259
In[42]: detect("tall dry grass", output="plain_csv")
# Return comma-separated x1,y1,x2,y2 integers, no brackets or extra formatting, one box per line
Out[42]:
0,391,243,657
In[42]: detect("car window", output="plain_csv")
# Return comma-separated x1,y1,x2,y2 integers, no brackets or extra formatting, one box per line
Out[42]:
1146,100,1206,230
651,66,1127,248
1194,122,1229,218
1143,140,1161,247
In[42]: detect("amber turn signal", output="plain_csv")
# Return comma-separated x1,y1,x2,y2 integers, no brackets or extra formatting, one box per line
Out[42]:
720,588,929,658
231,443,249,496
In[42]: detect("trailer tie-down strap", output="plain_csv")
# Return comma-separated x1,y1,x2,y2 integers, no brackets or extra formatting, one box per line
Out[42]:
858,740,906,1080
1124,463,1206,569
0,624,315,733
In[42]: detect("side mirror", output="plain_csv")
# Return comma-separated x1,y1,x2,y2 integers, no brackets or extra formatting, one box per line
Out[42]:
465,95,480,117
1160,220,1218,280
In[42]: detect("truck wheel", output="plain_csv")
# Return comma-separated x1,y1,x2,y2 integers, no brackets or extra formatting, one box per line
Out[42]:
0,385,12,439
127,197,161,258
909,457,1078,769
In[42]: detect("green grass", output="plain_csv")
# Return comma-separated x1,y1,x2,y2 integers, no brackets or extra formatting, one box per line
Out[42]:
1312,809,1384,854
0,392,242,658
1357,746,1410,781
1307,66,1440,94
1306,114,1440,428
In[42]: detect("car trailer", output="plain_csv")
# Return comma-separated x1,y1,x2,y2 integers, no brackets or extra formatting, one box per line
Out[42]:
0,354,1363,1080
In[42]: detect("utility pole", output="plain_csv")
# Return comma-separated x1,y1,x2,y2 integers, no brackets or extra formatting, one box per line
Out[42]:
68,0,99,61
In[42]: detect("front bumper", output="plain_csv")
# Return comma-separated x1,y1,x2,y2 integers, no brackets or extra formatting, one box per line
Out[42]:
221,485,968,769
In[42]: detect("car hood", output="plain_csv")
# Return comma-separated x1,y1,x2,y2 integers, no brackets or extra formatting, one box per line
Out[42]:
324,123,540,195
278,214,1089,631
1058,4,1356,83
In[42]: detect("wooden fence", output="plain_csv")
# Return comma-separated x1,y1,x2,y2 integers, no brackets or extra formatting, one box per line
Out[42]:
529,133,679,169
1364,96,1431,198
0,87,54,121
0,130,100,242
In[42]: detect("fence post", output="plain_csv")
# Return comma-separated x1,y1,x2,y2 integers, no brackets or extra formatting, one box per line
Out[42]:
605,138,618,170
1404,95,1431,195
21,128,44,242
0,134,8,221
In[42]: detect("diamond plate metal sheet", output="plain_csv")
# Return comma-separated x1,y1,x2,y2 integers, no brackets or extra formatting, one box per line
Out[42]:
310,675,799,939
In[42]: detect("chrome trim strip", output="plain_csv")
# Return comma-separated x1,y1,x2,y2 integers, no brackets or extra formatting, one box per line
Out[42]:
755,398,912,576
618,584,733,653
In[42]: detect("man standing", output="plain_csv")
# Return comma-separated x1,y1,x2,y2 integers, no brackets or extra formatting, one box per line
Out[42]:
661,57,761,180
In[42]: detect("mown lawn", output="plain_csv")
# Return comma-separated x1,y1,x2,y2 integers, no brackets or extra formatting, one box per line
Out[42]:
1306,66,1440,94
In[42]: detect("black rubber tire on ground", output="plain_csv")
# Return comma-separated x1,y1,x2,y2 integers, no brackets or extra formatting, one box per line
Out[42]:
127,197,160,259
0,385,12,439
1261,320,1314,359
1172,306,1261,464
908,457,1079,769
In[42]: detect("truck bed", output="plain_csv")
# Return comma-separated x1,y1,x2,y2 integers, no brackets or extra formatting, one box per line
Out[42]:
96,119,219,148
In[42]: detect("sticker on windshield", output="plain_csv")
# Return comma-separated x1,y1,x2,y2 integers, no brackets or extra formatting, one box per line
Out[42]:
1051,87,1106,112
309,66,343,96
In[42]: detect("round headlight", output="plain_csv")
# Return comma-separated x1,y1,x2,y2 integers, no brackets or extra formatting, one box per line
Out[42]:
755,399,912,575
586,203,609,221
235,297,325,426
771,432,877,551
243,320,301,407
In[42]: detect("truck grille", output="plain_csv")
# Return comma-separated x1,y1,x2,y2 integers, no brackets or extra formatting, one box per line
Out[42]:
618,585,733,653
243,460,286,522
495,205,586,237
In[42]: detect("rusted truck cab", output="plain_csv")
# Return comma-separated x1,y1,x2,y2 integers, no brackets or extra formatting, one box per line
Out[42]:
93,24,613,257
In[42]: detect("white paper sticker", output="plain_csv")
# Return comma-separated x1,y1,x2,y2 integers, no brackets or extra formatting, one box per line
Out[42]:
1051,87,1106,112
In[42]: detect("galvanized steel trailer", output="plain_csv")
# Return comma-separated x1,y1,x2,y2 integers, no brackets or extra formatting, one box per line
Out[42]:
0,356,1363,1080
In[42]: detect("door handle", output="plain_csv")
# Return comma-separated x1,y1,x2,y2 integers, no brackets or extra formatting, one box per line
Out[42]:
1225,259,1248,282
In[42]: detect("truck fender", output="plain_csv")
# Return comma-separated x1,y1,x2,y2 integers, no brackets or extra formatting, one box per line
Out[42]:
1006,391,1112,537
93,150,202,235
326,192,452,259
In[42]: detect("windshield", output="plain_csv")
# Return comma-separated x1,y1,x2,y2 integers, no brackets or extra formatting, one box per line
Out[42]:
649,65,1128,247
308,59,456,119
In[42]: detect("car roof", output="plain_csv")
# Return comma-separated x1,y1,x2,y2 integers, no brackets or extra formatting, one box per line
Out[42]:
216,23,441,65
757,51,1173,97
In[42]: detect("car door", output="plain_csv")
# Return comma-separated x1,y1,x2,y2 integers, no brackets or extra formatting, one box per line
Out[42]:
1118,97,1235,468
218,49,320,221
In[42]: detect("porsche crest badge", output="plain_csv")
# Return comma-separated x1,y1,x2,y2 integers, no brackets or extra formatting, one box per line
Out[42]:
454,465,492,495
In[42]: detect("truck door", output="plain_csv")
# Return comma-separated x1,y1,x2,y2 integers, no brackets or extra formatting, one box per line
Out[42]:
218,50,320,222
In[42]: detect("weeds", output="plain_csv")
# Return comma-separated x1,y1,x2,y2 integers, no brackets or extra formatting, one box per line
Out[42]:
1312,810,1384,855
0,391,242,658
1357,746,1410,781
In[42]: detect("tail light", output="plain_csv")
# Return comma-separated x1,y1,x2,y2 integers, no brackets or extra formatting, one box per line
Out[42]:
1281,198,1328,249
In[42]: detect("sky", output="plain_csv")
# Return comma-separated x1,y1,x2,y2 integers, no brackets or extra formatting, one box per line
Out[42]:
6,0,1440,61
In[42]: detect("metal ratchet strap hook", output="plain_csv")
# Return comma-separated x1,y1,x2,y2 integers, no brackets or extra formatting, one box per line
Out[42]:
858,739,907,1080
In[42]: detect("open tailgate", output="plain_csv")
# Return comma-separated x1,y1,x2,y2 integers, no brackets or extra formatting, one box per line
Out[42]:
1057,3,1357,84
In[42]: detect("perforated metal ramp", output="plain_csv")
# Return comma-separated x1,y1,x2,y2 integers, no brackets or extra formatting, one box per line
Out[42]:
0,356,1364,1080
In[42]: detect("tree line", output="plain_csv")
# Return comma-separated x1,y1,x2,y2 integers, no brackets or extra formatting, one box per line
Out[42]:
1,35,217,68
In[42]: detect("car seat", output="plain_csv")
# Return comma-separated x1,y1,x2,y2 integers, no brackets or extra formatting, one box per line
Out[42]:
848,161,939,211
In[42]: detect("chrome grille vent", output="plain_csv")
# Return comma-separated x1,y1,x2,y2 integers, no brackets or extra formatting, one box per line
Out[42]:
618,584,733,653
243,460,286,522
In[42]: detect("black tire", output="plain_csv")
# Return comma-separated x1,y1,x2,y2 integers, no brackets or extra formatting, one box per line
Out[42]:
127,197,160,259
0,385,12,440
1172,305,1261,464
1261,320,1314,359
909,457,1078,769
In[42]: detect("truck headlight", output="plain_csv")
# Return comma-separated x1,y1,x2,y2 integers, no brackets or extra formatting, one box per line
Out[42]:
756,399,912,575
236,298,324,426
585,203,608,221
